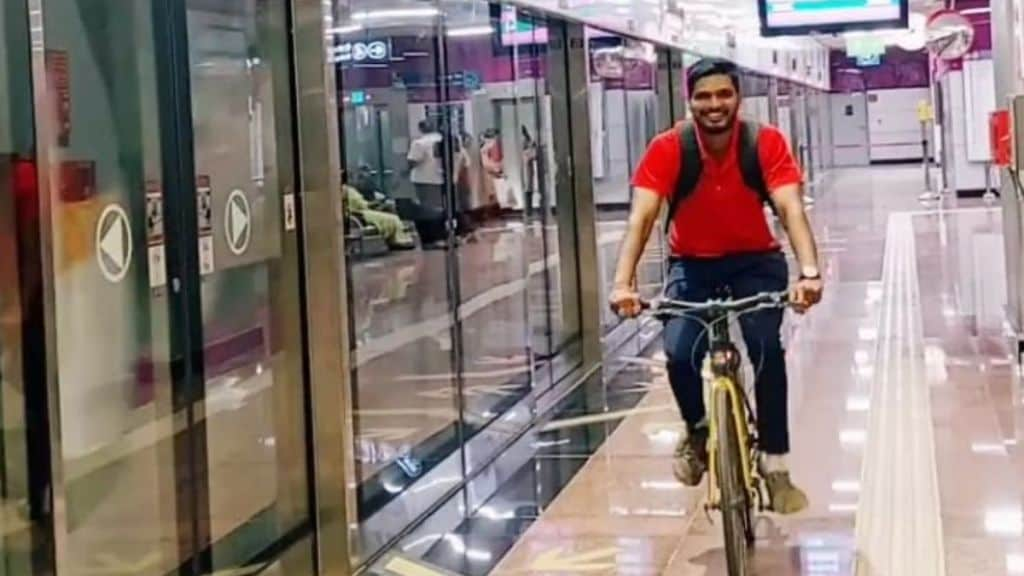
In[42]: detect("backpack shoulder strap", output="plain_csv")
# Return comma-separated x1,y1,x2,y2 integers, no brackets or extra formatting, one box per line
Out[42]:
738,120,776,213
665,122,702,233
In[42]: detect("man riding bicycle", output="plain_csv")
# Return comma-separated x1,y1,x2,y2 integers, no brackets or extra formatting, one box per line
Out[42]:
609,58,823,514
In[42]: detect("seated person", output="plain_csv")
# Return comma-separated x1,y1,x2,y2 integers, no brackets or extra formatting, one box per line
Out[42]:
344,184,416,250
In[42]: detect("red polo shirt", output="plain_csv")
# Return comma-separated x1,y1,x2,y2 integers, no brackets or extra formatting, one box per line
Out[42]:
632,121,802,258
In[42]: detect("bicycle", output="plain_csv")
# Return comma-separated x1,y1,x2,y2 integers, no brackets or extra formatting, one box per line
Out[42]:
643,290,790,576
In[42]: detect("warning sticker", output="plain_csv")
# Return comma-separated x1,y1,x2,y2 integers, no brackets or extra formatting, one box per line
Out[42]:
196,175,214,276
145,180,164,246
145,180,167,289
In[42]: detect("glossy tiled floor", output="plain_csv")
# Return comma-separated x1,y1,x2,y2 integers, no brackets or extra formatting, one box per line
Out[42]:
480,167,1014,575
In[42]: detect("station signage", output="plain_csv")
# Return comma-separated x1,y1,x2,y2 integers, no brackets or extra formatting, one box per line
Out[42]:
334,40,390,63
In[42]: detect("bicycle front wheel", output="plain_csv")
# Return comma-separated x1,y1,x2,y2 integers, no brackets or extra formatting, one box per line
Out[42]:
715,384,753,576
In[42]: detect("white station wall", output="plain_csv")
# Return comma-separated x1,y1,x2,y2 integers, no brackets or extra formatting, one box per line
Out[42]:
867,87,930,162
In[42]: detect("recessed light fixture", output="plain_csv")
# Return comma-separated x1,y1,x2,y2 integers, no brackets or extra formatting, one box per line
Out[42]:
352,7,440,21
447,25,493,37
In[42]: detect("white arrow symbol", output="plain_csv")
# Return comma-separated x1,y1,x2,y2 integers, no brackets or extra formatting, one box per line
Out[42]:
101,217,125,267
528,546,619,573
231,200,247,244
226,190,251,255
96,204,132,283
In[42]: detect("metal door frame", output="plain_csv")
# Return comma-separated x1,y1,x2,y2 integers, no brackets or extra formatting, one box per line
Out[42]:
2,1,57,573
25,0,342,573
292,0,353,573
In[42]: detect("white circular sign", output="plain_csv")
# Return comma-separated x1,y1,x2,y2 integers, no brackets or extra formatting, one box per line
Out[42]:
95,204,133,283
225,189,252,256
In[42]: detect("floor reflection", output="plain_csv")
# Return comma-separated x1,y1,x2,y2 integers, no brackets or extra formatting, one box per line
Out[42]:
480,167,998,575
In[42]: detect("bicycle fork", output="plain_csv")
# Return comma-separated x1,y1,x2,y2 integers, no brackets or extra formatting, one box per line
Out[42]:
701,347,765,521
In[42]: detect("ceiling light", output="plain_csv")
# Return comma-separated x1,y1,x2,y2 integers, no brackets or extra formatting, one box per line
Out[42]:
846,395,871,412
840,428,866,447
477,505,516,520
642,480,685,491
987,508,1024,536
868,284,884,303
895,13,927,51
972,442,1008,455
447,25,493,37
467,549,493,562
856,364,875,378
351,7,440,21
960,7,991,15
832,480,861,494
326,24,363,35
1008,553,1024,574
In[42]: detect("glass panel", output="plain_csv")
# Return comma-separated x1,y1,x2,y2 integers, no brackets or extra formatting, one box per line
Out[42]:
777,80,795,149
627,40,663,308
333,2,586,561
184,1,312,571
522,11,582,386
590,30,664,339
336,2,463,561
39,1,181,573
590,28,630,336
740,72,772,124
0,1,52,572
445,0,533,459
516,8,556,394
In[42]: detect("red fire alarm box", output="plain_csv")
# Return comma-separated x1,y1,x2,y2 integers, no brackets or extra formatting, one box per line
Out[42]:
991,109,1012,167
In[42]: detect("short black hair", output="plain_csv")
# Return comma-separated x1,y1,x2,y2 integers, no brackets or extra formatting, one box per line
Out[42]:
686,57,740,96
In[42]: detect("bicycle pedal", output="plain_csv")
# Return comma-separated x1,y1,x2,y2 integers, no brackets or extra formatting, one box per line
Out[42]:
702,503,715,525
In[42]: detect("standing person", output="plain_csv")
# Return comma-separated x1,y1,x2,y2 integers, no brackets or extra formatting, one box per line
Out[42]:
407,119,444,210
454,132,479,241
406,118,447,247
609,58,823,514
480,129,506,215
521,125,538,217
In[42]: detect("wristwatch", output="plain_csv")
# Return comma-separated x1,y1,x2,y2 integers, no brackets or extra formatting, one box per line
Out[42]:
799,265,821,280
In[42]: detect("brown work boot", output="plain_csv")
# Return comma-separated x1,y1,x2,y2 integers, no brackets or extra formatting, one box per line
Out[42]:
764,470,809,514
673,426,709,486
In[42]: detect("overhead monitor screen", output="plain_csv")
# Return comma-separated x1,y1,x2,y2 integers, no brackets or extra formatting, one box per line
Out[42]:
759,0,908,37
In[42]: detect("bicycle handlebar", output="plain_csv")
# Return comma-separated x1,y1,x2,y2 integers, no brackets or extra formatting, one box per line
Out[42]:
642,291,790,316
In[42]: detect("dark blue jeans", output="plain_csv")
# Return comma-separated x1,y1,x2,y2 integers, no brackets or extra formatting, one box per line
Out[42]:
663,251,790,454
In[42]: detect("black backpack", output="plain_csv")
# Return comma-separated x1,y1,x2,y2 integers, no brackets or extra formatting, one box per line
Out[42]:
664,120,775,233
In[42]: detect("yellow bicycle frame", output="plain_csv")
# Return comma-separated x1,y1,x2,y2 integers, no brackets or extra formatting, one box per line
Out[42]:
705,373,759,509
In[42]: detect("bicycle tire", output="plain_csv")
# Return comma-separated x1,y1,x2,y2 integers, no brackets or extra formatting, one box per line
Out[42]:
715,385,753,576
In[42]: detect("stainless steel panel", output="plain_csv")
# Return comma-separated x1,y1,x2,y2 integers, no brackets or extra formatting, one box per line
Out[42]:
291,0,354,574
768,78,780,126
558,21,602,369
656,49,673,130
1011,95,1024,172
26,0,69,567
30,1,186,573
993,0,1024,339
183,0,315,570
2,0,55,572
545,18,585,385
